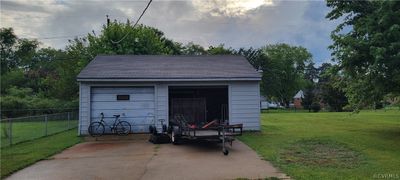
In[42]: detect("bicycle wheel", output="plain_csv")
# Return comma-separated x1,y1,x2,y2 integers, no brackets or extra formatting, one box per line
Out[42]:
88,122,105,137
116,121,131,136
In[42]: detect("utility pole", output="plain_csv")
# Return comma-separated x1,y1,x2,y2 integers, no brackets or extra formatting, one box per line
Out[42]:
106,15,110,27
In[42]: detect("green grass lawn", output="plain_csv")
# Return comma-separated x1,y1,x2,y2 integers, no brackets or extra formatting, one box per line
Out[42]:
1,120,78,147
1,128,82,178
239,110,400,180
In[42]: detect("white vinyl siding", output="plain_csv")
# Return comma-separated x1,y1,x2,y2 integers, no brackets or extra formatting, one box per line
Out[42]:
156,84,168,129
79,83,90,135
229,82,260,130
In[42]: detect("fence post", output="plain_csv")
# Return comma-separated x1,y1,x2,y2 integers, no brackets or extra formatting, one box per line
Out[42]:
44,115,48,136
67,112,70,129
8,118,12,146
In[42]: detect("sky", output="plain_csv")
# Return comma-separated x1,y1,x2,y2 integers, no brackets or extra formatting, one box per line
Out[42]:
0,0,339,65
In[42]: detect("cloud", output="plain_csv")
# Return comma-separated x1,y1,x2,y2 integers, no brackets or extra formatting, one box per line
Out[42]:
192,0,274,17
0,0,337,65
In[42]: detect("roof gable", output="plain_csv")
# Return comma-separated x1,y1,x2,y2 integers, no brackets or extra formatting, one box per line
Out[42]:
293,90,304,98
77,55,261,81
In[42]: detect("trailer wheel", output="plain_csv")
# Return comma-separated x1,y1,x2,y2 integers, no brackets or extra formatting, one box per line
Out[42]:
223,149,229,156
171,126,181,145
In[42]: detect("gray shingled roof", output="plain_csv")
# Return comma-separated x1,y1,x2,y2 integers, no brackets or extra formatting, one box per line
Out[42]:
77,55,261,80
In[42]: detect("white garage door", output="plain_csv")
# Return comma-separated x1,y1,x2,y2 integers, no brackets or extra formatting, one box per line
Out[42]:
90,87,155,133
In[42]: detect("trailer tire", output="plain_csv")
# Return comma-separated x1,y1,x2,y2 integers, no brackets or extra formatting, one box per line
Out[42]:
223,149,229,156
171,126,181,145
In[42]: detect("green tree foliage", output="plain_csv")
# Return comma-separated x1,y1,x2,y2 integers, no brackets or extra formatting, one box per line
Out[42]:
304,62,318,83
317,63,348,112
64,21,185,84
69,21,180,59
302,63,325,112
0,86,76,117
182,42,207,55
0,28,78,117
0,28,39,74
207,44,234,55
326,0,400,109
234,47,261,69
258,43,312,106
0,28,17,74
0,69,26,93
302,86,315,112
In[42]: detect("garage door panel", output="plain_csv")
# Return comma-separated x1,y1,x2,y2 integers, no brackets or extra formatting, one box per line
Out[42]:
91,87,154,94
90,87,155,133
131,125,150,133
91,94,154,102
91,101,155,110
91,109,155,119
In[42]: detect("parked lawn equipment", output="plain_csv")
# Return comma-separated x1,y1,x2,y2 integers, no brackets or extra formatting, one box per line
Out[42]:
148,118,171,144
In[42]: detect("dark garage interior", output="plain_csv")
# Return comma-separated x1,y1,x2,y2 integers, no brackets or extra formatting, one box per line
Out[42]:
169,86,228,127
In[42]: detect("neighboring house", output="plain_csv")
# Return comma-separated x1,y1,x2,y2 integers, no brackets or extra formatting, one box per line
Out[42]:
77,55,261,135
293,90,304,109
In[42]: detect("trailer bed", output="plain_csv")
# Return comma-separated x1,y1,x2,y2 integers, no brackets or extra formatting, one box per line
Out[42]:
184,128,242,137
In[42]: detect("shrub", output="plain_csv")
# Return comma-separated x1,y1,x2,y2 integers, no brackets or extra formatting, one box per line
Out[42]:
1,87,78,118
0,96,30,117
374,102,383,109
311,102,321,112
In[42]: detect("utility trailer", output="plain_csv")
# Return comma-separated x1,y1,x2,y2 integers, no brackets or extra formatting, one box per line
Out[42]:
170,114,243,155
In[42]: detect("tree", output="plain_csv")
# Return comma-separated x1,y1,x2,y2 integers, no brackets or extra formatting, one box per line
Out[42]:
0,28,17,74
318,63,348,112
66,20,186,70
302,85,315,112
234,47,262,69
182,42,207,55
207,44,234,55
302,62,321,111
304,62,318,83
326,0,400,109
258,43,312,106
1,28,80,116
1,28,40,94
84,21,177,56
0,28,39,74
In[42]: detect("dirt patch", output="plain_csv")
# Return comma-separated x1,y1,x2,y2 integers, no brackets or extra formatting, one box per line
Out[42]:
280,139,363,168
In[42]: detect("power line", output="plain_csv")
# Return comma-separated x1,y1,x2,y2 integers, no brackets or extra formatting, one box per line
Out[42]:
110,0,153,44
19,33,93,41
34,34,86,40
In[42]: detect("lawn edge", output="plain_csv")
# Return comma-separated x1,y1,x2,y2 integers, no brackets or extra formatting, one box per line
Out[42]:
1,129,82,178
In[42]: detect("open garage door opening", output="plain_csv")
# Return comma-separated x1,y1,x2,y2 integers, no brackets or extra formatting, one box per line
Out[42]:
168,86,229,128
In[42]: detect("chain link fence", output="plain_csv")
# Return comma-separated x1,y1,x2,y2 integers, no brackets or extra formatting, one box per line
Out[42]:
0,111,78,148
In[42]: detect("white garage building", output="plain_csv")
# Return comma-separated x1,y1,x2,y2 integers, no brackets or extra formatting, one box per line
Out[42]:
77,55,261,135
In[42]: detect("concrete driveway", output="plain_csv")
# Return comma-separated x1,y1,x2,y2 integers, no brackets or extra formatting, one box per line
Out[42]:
6,135,288,180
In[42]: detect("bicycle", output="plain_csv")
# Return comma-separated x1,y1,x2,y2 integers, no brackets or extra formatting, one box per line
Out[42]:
88,112,131,137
